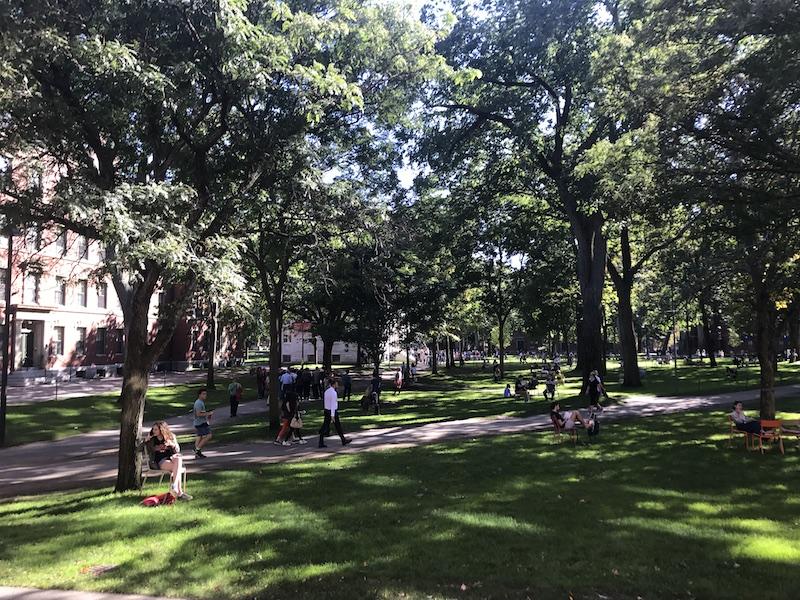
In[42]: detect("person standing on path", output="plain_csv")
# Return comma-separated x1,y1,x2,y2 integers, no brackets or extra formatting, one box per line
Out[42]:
394,368,403,395
256,366,267,401
341,370,352,401
318,378,351,448
193,389,214,458
228,379,243,417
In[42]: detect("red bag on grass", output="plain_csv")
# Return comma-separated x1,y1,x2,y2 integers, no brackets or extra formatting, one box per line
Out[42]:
141,492,176,507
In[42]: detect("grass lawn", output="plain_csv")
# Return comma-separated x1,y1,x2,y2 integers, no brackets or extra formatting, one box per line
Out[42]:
203,360,800,446
5,373,257,447
9,359,800,448
2,407,800,599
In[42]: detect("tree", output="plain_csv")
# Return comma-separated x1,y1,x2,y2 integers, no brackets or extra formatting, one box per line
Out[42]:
0,0,293,489
630,0,800,416
427,0,635,386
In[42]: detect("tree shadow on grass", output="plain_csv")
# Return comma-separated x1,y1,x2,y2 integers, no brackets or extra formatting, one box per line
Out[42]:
2,410,800,599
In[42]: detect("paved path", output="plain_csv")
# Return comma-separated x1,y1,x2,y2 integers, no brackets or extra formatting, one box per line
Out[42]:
0,587,185,600
6,372,209,406
2,383,799,499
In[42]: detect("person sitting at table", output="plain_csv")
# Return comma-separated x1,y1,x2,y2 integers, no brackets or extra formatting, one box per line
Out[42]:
730,400,761,435
514,375,530,402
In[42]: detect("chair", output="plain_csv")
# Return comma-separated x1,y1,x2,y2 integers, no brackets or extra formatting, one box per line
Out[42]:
728,415,752,450
139,437,189,490
551,414,577,444
781,421,800,450
754,420,784,455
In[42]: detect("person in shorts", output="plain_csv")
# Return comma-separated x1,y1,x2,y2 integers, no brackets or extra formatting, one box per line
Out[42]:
193,389,214,458
550,401,588,431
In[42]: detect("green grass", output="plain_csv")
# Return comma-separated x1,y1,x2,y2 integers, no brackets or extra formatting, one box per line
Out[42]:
203,360,800,446
10,359,800,449
2,406,800,599
5,374,257,447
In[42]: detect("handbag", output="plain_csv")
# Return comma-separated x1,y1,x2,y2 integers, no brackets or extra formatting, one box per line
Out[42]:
290,415,303,429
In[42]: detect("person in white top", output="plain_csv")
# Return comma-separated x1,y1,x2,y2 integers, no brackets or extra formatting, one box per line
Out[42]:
318,378,351,448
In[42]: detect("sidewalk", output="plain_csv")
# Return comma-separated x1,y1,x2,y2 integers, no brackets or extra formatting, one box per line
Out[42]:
2,384,798,498
6,371,209,406
0,587,186,600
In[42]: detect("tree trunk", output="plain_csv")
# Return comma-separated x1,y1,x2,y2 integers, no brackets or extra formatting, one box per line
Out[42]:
372,349,381,373
616,280,641,386
699,296,717,367
608,225,641,387
267,309,282,430
355,341,363,370
115,357,150,491
754,294,777,419
431,338,439,375
322,335,334,373
447,336,454,368
206,300,217,389
498,315,506,377
573,212,607,390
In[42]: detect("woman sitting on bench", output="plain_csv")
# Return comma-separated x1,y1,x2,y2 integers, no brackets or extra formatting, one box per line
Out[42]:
730,401,761,435
146,421,192,501
550,401,588,431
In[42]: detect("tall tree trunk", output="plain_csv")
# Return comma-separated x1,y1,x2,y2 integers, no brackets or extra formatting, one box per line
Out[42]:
608,225,641,387
699,295,717,367
447,336,454,368
754,293,777,419
355,341,362,370
572,212,607,390
322,335,334,373
206,300,217,389
431,338,439,375
267,307,282,430
498,315,506,377
372,348,381,373
115,356,150,491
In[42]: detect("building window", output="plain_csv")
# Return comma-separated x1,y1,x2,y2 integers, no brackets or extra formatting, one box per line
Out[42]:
332,354,341,363
23,273,39,304
115,329,124,354
76,327,87,354
97,282,107,308
76,235,88,259
283,333,291,343
96,327,106,355
53,326,65,355
56,230,67,254
282,354,292,363
25,226,41,250
55,277,66,305
77,280,87,307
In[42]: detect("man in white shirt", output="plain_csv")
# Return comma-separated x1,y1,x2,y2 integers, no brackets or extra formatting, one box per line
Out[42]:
279,368,296,399
318,378,351,448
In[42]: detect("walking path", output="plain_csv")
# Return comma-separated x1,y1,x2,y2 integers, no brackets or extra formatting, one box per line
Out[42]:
2,383,799,498
0,587,185,600
6,371,211,406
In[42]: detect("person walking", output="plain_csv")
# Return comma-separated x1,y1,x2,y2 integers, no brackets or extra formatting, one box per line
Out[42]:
394,368,403,395
228,379,243,417
193,389,214,458
318,378,351,448
256,366,267,401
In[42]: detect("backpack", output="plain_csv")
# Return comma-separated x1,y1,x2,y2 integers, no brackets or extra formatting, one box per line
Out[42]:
141,492,176,507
